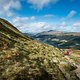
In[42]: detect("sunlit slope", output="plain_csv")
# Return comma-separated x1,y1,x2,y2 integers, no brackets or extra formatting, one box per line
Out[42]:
0,18,80,80
0,18,30,39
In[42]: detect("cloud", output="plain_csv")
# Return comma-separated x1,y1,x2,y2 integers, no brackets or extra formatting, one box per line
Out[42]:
12,16,35,23
71,21,80,32
43,14,55,18
67,10,77,19
57,21,80,32
11,15,80,33
12,16,36,31
25,22,48,33
59,21,68,27
11,16,54,33
30,16,36,20
0,0,21,17
0,0,79,33
73,22,80,27
3,0,21,11
22,22,55,33
60,10,77,22
27,0,59,10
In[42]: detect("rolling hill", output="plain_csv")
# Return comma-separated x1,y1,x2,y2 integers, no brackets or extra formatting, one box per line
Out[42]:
0,18,80,80
31,31,80,50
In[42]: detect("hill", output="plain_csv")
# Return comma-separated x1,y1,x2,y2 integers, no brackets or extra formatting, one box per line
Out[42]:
31,31,80,50
0,18,80,80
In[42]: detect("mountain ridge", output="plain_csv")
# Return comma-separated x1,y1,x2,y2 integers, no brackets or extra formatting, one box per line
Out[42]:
36,30,80,36
31,30,80,50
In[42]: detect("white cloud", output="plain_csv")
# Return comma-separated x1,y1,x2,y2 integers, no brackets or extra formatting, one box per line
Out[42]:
0,0,79,33
67,10,77,19
30,16,36,20
59,21,67,27
27,0,59,10
26,22,47,33
72,22,80,32
0,0,21,17
11,15,80,33
73,22,80,27
43,14,55,18
3,0,21,11
57,21,80,32
12,16,35,23
12,16,53,33
13,17,29,23
12,16,36,29
60,10,77,23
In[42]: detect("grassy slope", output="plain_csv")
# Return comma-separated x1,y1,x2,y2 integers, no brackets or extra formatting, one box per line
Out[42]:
0,18,80,80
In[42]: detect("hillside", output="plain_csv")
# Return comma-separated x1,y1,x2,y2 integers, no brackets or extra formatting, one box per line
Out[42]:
0,18,80,80
31,31,80,50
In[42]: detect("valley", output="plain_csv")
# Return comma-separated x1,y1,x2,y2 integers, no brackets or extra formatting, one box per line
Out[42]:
29,31,80,50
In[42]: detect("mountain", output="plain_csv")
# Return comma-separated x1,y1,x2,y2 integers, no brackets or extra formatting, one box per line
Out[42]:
0,18,80,80
31,31,80,50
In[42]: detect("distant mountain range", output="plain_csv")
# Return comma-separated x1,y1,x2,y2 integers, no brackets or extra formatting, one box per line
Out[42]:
27,30,80,50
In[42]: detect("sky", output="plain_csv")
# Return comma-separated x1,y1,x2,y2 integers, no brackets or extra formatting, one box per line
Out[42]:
0,0,80,33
